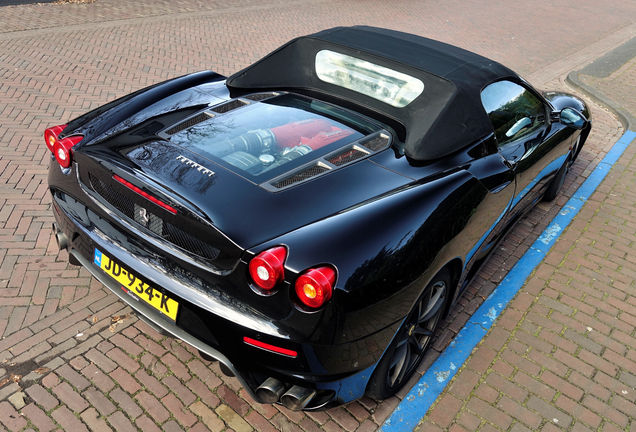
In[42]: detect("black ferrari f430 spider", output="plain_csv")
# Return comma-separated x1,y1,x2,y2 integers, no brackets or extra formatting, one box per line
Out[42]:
47,26,590,410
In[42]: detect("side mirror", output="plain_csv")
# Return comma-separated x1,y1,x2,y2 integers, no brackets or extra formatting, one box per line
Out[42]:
559,107,586,130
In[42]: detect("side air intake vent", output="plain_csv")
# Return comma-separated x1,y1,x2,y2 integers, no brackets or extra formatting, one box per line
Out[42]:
360,133,390,151
165,112,214,135
243,93,279,102
327,149,368,166
210,99,248,114
272,165,330,189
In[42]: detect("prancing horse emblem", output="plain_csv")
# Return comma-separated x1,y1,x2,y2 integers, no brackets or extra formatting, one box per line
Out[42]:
138,208,150,226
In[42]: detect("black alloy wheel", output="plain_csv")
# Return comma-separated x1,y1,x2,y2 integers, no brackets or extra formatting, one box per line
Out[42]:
366,268,450,399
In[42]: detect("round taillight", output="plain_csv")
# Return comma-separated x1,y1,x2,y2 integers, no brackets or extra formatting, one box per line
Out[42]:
53,136,83,169
295,266,336,308
44,124,67,152
249,246,287,290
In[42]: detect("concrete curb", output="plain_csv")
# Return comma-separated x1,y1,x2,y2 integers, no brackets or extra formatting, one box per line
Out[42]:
566,71,636,131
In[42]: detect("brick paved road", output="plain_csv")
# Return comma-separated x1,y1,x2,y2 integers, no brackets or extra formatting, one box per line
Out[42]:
0,0,635,431
416,42,636,431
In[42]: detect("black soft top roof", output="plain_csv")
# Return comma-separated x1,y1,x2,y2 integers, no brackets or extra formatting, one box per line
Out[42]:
226,26,519,160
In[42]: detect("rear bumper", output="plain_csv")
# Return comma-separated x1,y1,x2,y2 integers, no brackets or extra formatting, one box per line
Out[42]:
69,247,263,399
50,185,393,409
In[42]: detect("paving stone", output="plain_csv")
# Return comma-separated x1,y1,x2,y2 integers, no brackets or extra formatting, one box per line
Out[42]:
466,397,513,430
187,360,221,387
83,386,116,416
109,334,143,357
327,406,360,431
188,377,220,408
110,366,141,394
80,407,112,432
190,401,225,431
21,403,56,432
0,401,28,431
527,396,572,429
106,348,139,374
162,393,197,427
135,415,162,432
246,411,278,432
167,340,192,363
427,394,463,428
271,413,304,432
216,404,253,432
61,335,102,360
70,355,90,371
52,381,89,413
56,363,90,391
134,335,166,357
107,411,137,432
344,401,369,422
7,392,25,410
140,353,168,378
85,348,117,373
305,408,331,425
135,391,170,423
25,384,59,411
216,384,249,416
135,369,168,398
109,387,143,419
81,363,115,392
161,353,190,380
51,406,89,432
96,341,115,354
189,423,212,432
497,396,542,429
162,419,185,432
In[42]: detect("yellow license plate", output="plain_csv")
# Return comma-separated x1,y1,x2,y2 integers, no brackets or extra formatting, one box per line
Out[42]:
94,249,179,321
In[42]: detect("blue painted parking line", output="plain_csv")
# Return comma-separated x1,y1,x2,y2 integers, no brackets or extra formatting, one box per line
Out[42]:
381,130,636,431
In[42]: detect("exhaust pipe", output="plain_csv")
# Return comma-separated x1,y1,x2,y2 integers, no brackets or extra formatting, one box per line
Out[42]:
256,378,286,404
52,223,68,250
280,385,316,411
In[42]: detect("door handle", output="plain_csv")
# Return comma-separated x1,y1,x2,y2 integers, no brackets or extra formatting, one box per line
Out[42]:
503,158,516,170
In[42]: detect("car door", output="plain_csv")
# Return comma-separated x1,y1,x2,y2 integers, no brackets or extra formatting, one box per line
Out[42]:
480,80,565,223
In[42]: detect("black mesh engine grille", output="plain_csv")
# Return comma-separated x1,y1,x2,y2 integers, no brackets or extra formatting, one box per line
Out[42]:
272,165,329,189
89,173,220,261
210,99,247,114
243,93,277,102
327,149,367,166
90,173,135,219
165,112,213,135
361,135,389,151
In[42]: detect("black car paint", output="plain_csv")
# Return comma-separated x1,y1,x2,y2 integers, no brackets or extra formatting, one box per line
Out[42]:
65,71,227,144
48,66,589,408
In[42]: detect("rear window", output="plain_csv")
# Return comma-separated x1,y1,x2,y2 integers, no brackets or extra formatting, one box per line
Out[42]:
168,94,381,182
315,50,425,108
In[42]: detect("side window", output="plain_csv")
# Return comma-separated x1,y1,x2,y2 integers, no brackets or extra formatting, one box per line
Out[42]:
481,81,545,148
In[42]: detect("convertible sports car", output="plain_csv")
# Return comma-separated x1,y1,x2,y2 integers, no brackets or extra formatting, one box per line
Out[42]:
47,26,590,410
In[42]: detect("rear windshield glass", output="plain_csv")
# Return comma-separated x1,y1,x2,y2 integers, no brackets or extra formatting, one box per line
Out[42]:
168,94,381,182
315,50,425,108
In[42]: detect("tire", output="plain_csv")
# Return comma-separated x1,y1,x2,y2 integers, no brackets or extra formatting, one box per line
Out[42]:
365,268,450,400
543,157,568,202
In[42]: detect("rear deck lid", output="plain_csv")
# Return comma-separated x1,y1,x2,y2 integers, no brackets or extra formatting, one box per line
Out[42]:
76,93,411,259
